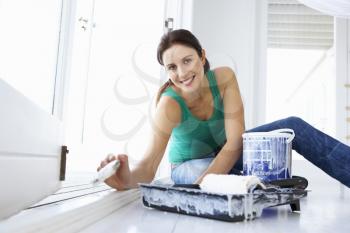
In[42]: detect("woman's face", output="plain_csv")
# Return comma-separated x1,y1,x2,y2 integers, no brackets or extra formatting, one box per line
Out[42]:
162,44,206,93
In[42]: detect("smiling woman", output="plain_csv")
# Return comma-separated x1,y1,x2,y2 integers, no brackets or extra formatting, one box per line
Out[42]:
97,29,350,190
163,45,205,93
156,29,210,103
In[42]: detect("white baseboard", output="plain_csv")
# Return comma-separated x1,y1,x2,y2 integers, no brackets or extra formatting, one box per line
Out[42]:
0,178,140,233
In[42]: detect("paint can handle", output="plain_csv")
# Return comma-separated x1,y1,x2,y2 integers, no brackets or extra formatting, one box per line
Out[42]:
270,128,295,143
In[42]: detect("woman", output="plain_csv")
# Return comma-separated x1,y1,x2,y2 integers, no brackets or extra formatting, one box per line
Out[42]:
97,29,350,189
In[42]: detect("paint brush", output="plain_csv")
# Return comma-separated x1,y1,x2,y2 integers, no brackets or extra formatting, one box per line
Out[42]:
92,160,120,184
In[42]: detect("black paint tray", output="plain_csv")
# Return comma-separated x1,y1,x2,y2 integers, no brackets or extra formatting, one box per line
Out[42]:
139,180,307,222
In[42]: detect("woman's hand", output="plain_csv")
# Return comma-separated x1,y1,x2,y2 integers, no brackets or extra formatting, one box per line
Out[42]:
97,154,133,190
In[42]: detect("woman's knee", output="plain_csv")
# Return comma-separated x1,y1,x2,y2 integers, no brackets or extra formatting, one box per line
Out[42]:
282,116,306,129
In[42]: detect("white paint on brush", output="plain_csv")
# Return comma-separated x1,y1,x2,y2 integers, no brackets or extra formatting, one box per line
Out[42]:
92,160,120,184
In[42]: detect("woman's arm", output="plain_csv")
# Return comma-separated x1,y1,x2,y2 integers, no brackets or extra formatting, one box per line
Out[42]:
99,95,181,190
127,95,181,187
195,67,245,183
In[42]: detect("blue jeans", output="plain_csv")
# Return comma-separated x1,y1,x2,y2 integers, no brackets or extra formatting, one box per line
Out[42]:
171,116,350,187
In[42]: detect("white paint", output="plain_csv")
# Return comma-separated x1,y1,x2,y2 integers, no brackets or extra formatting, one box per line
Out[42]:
141,184,249,219
140,183,305,221
92,160,120,184
200,174,265,195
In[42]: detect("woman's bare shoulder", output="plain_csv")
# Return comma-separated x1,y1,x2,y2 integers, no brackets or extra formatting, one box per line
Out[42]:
156,94,182,126
213,66,237,84
212,67,238,97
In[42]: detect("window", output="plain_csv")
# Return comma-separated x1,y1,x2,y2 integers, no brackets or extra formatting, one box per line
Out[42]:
0,0,63,113
266,0,335,158
66,0,166,174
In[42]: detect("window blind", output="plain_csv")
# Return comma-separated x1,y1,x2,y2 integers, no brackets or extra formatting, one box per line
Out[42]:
268,0,334,50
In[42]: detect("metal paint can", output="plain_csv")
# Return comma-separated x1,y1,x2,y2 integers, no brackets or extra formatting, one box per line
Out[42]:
242,129,295,182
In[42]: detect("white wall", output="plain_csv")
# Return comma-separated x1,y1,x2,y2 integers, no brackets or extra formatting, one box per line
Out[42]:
335,18,349,144
186,0,267,129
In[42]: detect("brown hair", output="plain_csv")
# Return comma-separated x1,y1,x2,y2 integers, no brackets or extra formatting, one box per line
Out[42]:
155,29,210,105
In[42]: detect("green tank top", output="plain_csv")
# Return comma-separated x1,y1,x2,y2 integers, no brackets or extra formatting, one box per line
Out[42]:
161,70,226,164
